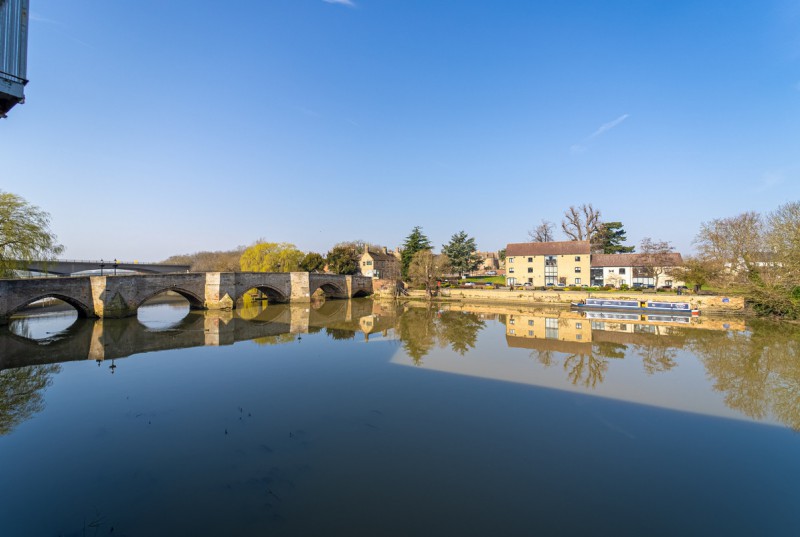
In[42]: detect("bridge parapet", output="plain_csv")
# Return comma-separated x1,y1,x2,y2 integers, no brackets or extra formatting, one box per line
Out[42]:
0,272,373,323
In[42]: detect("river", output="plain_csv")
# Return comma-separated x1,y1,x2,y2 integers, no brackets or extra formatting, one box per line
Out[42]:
1,298,798,536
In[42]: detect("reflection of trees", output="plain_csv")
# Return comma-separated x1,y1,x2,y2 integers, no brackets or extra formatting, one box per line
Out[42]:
436,311,485,355
253,333,296,346
593,342,627,359
394,308,487,364
690,320,800,430
532,350,556,367
530,349,609,388
633,333,679,375
563,353,608,388
0,364,60,435
325,328,356,341
397,307,437,365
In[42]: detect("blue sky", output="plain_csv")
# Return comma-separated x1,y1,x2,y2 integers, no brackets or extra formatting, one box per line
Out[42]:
2,0,799,261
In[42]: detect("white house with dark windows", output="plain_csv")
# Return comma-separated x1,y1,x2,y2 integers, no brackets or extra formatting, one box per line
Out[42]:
590,253,685,288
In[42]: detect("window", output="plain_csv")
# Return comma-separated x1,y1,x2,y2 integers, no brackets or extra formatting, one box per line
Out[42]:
528,330,534,336
528,319,534,326
527,267,533,273
509,318,515,325
575,256,581,262
367,261,372,266
544,256,558,285
509,329,516,335
609,269,615,273
508,257,514,263
575,278,581,285
527,257,533,262
619,268,626,275
576,334,583,340
545,318,559,339
509,268,515,273
527,278,533,283
665,280,673,287
575,267,581,273
576,322,582,329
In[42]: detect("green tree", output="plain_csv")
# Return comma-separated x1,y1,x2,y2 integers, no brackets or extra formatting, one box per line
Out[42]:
300,252,325,273
400,226,432,279
441,231,481,278
326,245,359,275
239,242,304,272
0,191,64,277
408,250,450,298
592,221,634,254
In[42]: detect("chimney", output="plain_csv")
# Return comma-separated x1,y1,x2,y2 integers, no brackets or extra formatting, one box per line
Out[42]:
382,246,388,255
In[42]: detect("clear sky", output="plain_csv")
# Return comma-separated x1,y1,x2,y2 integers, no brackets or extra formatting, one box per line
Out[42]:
2,0,799,261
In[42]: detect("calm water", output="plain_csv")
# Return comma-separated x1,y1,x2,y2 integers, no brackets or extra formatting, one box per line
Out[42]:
1,299,799,536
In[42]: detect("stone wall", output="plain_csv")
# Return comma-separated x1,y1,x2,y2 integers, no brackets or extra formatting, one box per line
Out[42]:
396,288,745,313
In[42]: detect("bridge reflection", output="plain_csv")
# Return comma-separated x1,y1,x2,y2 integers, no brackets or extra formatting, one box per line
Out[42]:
1,301,799,431
0,299,397,371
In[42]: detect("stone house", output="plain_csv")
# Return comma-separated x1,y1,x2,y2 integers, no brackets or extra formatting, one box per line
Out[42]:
359,247,401,279
505,241,592,286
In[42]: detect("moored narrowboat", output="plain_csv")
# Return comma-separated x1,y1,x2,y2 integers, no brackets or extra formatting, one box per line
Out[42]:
571,298,699,315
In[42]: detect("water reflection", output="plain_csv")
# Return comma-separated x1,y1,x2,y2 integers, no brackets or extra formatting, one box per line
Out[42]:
0,363,60,435
2,300,800,431
2,300,800,536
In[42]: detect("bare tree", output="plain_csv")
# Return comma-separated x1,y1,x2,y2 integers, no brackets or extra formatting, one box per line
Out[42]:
694,212,764,285
561,204,601,241
408,251,450,299
765,201,800,283
639,238,677,288
528,220,555,242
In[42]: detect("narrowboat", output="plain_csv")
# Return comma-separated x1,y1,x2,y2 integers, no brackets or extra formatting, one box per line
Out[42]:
571,298,699,316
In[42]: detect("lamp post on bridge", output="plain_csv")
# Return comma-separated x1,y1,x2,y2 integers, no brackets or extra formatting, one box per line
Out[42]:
99,259,105,276
113,259,118,276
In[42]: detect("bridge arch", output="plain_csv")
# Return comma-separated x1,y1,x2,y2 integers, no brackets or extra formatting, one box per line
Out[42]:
309,281,348,300
7,293,94,319
133,287,205,312
236,285,289,305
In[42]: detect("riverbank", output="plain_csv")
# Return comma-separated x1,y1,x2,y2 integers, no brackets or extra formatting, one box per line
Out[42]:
379,288,746,315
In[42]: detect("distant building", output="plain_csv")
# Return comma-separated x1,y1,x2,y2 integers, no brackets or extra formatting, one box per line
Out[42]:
505,241,591,286
590,253,685,288
359,247,401,279
475,251,501,274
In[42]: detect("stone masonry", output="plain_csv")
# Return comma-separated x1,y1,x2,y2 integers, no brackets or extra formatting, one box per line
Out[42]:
0,272,373,324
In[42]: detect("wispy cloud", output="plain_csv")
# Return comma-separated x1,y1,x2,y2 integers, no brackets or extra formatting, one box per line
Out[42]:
571,113,630,153
588,114,629,139
323,0,356,7
294,106,319,118
756,171,785,193
29,12,61,25
794,81,800,91
29,11,92,47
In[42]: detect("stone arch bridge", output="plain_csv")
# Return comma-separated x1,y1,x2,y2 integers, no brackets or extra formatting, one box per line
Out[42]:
0,272,373,324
